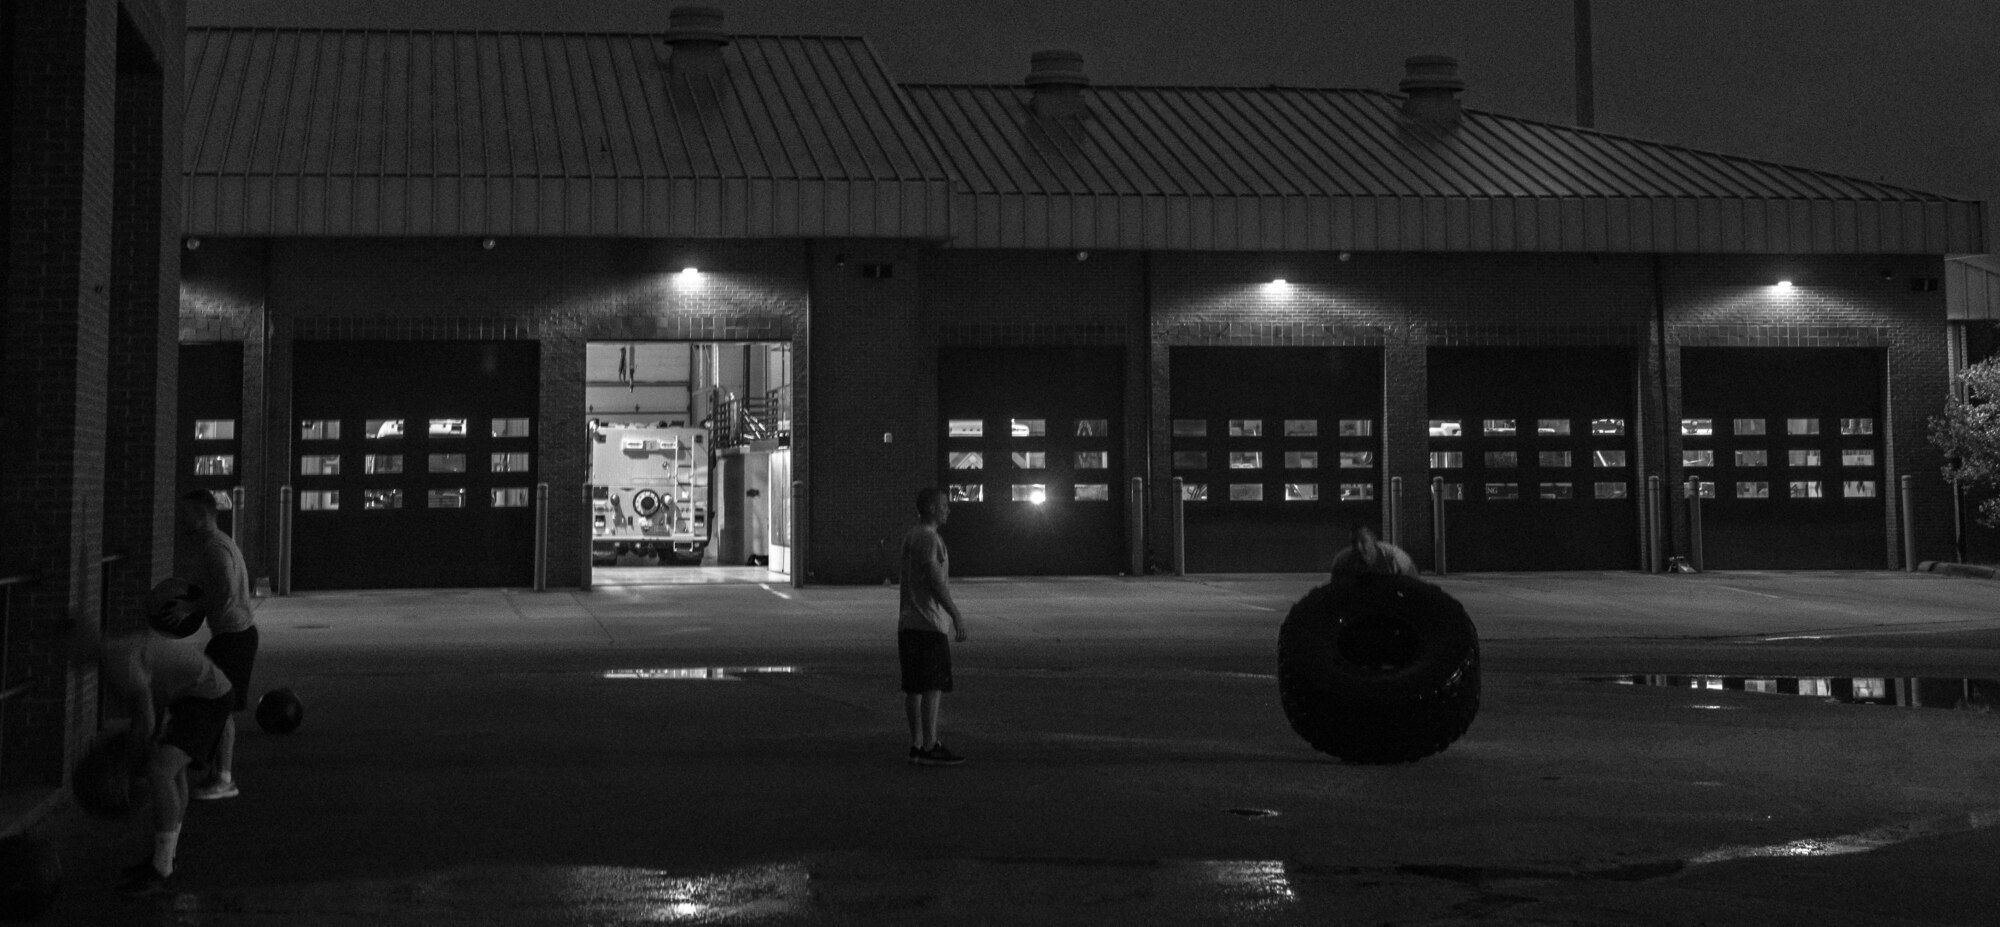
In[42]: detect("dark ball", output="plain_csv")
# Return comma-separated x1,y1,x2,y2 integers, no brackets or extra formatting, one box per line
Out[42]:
144,577,208,639
0,834,60,920
69,737,139,820
256,688,304,734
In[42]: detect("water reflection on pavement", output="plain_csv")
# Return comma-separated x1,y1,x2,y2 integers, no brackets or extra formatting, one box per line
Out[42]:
63,856,1483,926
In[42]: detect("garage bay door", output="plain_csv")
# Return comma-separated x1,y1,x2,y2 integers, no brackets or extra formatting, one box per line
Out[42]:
292,341,540,589
178,342,243,534
1171,347,1383,573
1428,347,1639,571
939,347,1125,576
1681,347,1886,569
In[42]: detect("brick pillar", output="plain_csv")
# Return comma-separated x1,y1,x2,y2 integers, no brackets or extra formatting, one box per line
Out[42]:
804,241,927,583
104,66,174,632
1383,340,1431,569
0,0,118,786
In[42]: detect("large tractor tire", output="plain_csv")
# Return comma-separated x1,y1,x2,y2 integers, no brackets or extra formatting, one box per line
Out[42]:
1277,574,1480,764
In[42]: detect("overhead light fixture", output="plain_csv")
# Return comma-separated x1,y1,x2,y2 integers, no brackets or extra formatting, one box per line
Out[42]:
481,238,497,250
1264,278,1290,293
1028,488,1047,505
674,267,705,289
1775,279,1793,288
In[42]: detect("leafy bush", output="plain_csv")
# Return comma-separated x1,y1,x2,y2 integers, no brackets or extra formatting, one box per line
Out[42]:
1932,356,2000,528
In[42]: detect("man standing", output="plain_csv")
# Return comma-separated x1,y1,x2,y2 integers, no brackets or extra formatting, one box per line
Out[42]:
898,488,968,766
176,490,257,800
96,632,235,895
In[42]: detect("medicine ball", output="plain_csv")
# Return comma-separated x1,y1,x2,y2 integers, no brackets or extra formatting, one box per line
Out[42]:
144,577,208,639
69,736,140,820
256,688,304,734
0,834,60,920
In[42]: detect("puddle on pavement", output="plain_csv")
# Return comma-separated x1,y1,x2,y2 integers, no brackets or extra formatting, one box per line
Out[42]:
1587,674,2000,713
601,666,802,681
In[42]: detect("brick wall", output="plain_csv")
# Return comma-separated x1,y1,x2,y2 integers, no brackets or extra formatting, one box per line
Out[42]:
1147,251,1660,569
2,0,181,797
924,249,1149,568
803,240,927,583
1659,254,1952,565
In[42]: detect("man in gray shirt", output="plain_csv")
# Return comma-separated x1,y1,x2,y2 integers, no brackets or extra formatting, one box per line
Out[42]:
898,488,968,766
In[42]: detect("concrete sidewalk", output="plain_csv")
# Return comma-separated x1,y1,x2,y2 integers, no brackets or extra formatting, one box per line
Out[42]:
26,569,2000,925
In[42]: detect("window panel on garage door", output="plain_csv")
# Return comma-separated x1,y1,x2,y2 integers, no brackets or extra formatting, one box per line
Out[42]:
291,341,540,589
178,343,245,534
1681,347,1885,569
1170,347,1382,573
940,347,1124,577
1428,347,1639,571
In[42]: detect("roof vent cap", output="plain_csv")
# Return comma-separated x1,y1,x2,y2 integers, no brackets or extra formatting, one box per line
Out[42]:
1026,49,1090,118
666,6,730,77
1399,55,1464,125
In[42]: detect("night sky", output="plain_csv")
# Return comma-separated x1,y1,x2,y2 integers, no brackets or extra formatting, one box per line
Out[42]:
191,0,1999,252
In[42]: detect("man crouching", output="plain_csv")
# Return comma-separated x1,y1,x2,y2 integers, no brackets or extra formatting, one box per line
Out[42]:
90,630,234,895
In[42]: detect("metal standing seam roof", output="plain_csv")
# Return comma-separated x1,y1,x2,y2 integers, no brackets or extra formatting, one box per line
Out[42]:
182,28,953,238
1949,255,2000,321
900,84,1986,254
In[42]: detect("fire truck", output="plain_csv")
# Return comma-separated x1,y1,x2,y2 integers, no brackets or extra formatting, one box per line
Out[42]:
589,422,709,564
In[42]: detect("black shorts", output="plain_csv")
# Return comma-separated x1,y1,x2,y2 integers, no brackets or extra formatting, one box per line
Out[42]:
204,625,259,711
898,629,953,694
161,695,233,763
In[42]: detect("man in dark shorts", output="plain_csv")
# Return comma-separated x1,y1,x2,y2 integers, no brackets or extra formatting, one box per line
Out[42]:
96,631,235,895
176,489,257,800
899,488,968,766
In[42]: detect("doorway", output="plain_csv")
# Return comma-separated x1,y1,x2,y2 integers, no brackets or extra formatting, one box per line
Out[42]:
585,340,793,585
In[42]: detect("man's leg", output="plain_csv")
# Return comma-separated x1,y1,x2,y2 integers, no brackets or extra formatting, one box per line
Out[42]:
905,693,925,750
921,690,943,747
145,745,193,878
193,715,238,798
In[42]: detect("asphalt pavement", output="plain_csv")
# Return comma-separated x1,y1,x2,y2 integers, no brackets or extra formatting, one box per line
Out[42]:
24,569,2000,925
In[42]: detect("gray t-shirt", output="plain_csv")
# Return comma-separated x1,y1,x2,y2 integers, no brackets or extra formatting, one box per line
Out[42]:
897,524,952,635
105,635,232,707
179,526,255,634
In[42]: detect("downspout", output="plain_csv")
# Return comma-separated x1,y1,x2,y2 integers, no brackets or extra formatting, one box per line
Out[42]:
1140,250,1155,572
1652,255,1674,554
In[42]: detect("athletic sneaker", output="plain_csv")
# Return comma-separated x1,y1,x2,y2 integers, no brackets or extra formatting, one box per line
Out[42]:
191,778,238,800
916,743,965,766
118,863,169,897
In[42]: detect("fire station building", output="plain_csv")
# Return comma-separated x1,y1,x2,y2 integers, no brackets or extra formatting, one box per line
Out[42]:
176,9,1986,588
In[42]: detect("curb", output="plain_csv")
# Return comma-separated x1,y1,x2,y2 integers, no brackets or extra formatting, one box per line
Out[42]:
1917,561,2000,580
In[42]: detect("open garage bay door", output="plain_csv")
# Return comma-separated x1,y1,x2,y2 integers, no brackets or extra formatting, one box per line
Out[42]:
1428,347,1640,571
1170,347,1383,573
1681,347,1886,569
292,341,540,589
939,347,1124,576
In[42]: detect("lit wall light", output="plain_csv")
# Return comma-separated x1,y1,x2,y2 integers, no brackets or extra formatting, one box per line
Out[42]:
1774,279,1793,289
1029,488,1047,505
674,267,704,289
1263,278,1290,293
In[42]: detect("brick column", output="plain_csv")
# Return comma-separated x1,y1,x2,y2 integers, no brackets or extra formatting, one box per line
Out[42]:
0,0,117,787
104,66,175,632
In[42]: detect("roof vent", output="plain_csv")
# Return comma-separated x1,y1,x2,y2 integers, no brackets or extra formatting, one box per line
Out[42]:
1026,49,1090,118
1399,55,1464,125
665,6,730,78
